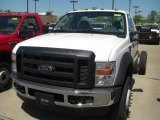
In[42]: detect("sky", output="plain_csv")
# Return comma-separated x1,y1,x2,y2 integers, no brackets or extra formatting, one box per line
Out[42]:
0,0,160,17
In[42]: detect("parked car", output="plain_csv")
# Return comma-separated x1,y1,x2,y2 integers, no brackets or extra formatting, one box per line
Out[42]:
143,23,160,37
0,12,47,92
136,25,159,45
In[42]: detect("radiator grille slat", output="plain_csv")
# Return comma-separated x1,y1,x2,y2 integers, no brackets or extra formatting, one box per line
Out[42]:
16,47,95,88
23,67,74,78
23,58,75,68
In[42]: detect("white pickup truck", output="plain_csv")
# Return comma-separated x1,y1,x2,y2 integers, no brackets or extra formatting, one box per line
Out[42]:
11,9,147,120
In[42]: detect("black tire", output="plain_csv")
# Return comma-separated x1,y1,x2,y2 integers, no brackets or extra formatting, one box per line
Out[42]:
138,51,147,75
0,62,12,92
133,52,140,74
154,39,159,45
110,76,131,120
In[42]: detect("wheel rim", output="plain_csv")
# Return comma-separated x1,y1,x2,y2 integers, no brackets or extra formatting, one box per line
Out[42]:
0,69,9,84
125,88,131,110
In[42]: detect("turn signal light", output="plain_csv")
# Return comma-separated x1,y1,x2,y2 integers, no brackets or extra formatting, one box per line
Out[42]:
96,69,112,75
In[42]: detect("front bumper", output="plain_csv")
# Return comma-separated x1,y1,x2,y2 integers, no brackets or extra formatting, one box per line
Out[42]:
138,38,159,44
11,74,122,108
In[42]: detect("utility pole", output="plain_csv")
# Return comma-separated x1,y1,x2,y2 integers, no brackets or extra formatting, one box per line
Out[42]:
137,10,142,16
133,6,139,16
70,0,78,11
129,0,131,13
137,10,143,23
112,0,115,10
159,12,160,23
49,0,50,13
27,0,29,13
133,6,139,24
33,0,39,13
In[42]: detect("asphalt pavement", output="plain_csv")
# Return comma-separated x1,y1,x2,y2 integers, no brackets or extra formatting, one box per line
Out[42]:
0,44,160,120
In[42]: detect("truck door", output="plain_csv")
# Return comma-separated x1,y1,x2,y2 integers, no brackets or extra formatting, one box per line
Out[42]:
9,16,42,48
127,14,138,59
0,16,21,50
19,17,41,41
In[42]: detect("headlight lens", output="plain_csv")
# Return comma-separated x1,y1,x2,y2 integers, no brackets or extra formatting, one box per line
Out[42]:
95,62,116,87
11,53,17,73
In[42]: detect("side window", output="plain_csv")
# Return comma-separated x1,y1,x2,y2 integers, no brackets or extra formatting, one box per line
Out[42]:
127,15,136,32
20,17,40,32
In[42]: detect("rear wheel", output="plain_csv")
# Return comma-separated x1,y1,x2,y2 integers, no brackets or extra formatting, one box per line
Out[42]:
110,76,131,120
0,62,12,92
138,51,147,75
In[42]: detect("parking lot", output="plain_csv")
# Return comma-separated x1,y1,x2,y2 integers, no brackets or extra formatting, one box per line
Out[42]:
0,44,160,120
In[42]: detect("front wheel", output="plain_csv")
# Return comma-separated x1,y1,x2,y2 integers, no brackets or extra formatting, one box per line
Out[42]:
0,62,12,92
110,76,131,120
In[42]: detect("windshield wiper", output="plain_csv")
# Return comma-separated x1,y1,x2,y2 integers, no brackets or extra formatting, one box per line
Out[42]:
51,29,73,33
76,29,100,34
76,30,124,37
101,32,125,37
52,29,98,34
51,29,125,38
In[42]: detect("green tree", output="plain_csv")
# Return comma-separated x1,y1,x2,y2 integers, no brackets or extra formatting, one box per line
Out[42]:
133,15,139,24
133,15,147,25
157,13,160,23
147,10,158,23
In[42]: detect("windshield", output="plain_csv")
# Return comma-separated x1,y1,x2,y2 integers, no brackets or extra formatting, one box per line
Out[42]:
0,16,21,34
53,12,126,37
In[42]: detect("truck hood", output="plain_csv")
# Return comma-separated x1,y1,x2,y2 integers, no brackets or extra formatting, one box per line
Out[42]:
13,33,123,61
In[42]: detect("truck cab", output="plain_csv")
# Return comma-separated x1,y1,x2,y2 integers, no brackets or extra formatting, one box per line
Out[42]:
11,9,147,120
0,13,43,91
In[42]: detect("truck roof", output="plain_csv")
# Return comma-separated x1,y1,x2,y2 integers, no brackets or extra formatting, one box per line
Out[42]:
0,12,39,17
68,9,128,14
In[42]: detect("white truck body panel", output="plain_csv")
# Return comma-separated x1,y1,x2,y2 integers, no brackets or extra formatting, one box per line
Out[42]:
13,33,123,62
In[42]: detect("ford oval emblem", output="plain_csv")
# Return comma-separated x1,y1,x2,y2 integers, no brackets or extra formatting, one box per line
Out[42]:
38,65,55,72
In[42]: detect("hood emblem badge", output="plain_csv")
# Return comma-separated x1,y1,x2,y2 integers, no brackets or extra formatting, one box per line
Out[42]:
38,65,56,72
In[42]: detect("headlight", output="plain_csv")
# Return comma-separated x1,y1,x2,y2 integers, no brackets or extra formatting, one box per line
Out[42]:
95,62,116,87
11,53,17,73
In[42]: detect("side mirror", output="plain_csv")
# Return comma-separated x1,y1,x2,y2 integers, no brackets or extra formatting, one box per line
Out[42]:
42,25,49,34
18,28,34,38
130,31,137,42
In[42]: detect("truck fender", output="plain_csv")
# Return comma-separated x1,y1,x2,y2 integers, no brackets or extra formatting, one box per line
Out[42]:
114,52,133,86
